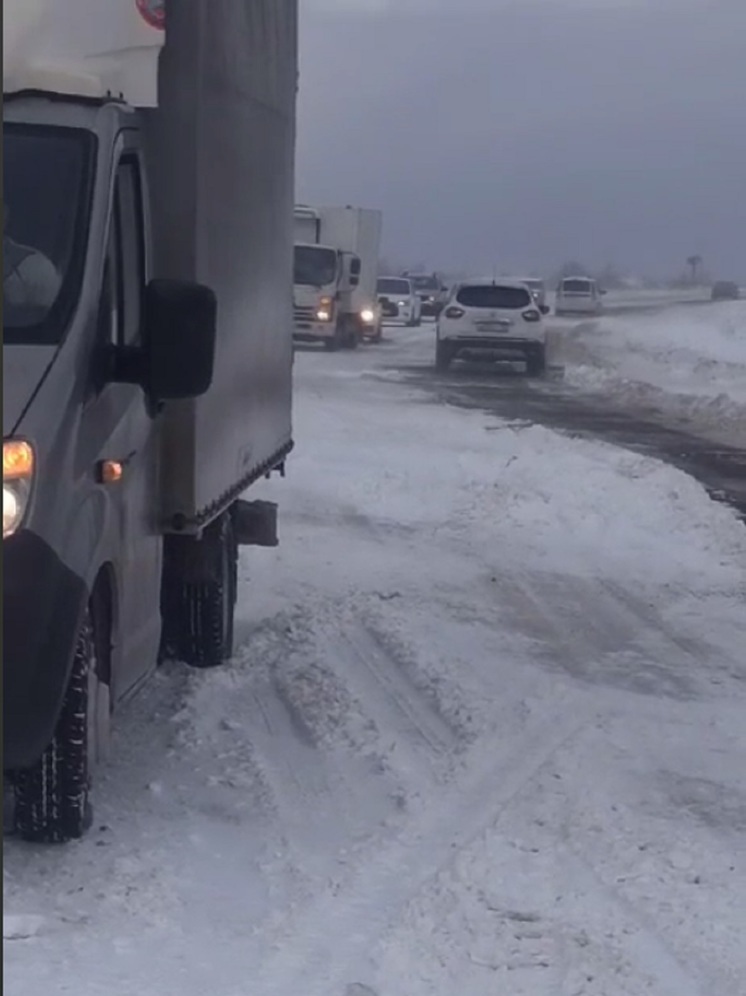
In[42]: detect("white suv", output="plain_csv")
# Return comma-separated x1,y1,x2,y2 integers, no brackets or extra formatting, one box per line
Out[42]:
436,279,549,376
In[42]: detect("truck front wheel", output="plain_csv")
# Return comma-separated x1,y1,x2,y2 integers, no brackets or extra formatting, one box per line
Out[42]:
346,320,360,349
13,602,110,844
324,321,345,351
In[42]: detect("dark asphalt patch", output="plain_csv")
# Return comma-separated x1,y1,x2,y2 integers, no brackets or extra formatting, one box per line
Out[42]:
395,361,746,523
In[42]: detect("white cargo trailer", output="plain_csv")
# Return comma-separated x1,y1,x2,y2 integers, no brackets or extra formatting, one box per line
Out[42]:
3,0,298,842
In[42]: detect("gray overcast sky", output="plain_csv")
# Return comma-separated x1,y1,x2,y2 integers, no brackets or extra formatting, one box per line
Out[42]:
297,0,745,279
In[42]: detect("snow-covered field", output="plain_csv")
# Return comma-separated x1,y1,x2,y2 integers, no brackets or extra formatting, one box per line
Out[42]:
559,301,746,435
5,331,746,995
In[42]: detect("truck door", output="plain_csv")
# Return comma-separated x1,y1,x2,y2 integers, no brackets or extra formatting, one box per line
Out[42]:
82,144,163,699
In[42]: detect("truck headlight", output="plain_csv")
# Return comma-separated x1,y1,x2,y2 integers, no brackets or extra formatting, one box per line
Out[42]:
3,440,34,538
360,308,375,324
317,296,334,322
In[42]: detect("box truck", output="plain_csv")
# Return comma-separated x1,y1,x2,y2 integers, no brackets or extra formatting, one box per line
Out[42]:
293,204,383,348
3,0,298,842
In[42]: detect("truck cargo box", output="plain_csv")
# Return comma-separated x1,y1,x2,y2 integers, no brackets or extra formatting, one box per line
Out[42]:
145,0,297,532
3,0,163,105
315,206,383,316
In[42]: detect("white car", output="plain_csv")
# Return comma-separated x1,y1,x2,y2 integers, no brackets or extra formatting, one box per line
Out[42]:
436,279,549,376
513,276,547,309
377,276,421,327
555,276,605,316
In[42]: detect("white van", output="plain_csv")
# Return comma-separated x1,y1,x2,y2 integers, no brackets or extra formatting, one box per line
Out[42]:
555,276,605,316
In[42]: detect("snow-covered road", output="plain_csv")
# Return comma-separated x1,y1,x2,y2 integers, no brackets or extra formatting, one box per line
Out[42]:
5,322,746,995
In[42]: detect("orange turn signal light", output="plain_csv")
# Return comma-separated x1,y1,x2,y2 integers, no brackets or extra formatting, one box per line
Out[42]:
3,440,34,480
97,460,124,484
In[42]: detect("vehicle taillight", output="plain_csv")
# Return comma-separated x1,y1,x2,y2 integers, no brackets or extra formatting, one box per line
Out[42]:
522,309,541,322
444,306,465,319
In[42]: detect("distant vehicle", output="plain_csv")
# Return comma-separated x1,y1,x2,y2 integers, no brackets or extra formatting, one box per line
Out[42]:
293,205,383,349
377,276,421,327
555,276,605,316
436,279,550,376
514,277,547,308
404,272,449,318
711,281,740,301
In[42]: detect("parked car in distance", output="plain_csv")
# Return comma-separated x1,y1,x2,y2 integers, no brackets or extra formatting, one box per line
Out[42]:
405,272,449,318
436,279,550,377
711,281,740,301
377,276,421,326
555,276,605,316
514,277,547,308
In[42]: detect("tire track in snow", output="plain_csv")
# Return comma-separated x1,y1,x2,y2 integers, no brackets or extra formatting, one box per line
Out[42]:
249,707,586,995
326,623,461,787
491,572,703,699
238,677,396,872
558,845,711,996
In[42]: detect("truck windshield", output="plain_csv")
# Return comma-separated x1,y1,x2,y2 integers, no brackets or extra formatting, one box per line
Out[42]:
3,124,95,345
294,246,337,287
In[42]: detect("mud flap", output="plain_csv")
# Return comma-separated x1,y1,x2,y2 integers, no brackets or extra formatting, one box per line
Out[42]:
232,499,279,548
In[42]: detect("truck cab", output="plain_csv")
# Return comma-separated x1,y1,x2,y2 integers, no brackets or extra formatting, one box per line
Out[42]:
292,240,362,350
3,0,297,844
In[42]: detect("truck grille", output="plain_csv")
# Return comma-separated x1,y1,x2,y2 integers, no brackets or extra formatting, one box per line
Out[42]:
294,305,316,326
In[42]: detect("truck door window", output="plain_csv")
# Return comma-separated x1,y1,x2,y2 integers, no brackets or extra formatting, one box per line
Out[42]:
115,158,146,345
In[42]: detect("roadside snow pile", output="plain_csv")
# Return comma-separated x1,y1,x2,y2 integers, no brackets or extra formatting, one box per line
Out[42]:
561,302,746,427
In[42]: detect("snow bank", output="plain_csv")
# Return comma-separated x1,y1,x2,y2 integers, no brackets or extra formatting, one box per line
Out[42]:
562,302,746,428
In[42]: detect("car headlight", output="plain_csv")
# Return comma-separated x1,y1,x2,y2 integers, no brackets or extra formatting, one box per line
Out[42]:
3,440,34,538
360,308,376,324
316,296,334,322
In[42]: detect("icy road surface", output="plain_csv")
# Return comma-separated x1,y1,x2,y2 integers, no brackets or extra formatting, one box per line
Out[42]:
5,324,746,996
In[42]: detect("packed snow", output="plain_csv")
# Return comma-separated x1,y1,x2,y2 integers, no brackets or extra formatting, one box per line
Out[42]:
560,301,746,435
4,327,746,995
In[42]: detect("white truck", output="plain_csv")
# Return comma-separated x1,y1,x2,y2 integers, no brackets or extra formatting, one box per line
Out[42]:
3,0,297,842
293,204,383,349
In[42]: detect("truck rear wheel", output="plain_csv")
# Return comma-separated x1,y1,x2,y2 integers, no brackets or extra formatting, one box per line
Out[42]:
13,603,110,844
163,513,238,669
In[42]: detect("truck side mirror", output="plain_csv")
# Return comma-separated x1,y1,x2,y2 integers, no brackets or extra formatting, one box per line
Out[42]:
349,256,361,287
143,278,217,400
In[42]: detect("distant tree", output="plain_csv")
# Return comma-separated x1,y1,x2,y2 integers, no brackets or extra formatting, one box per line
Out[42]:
686,255,703,284
597,263,623,290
